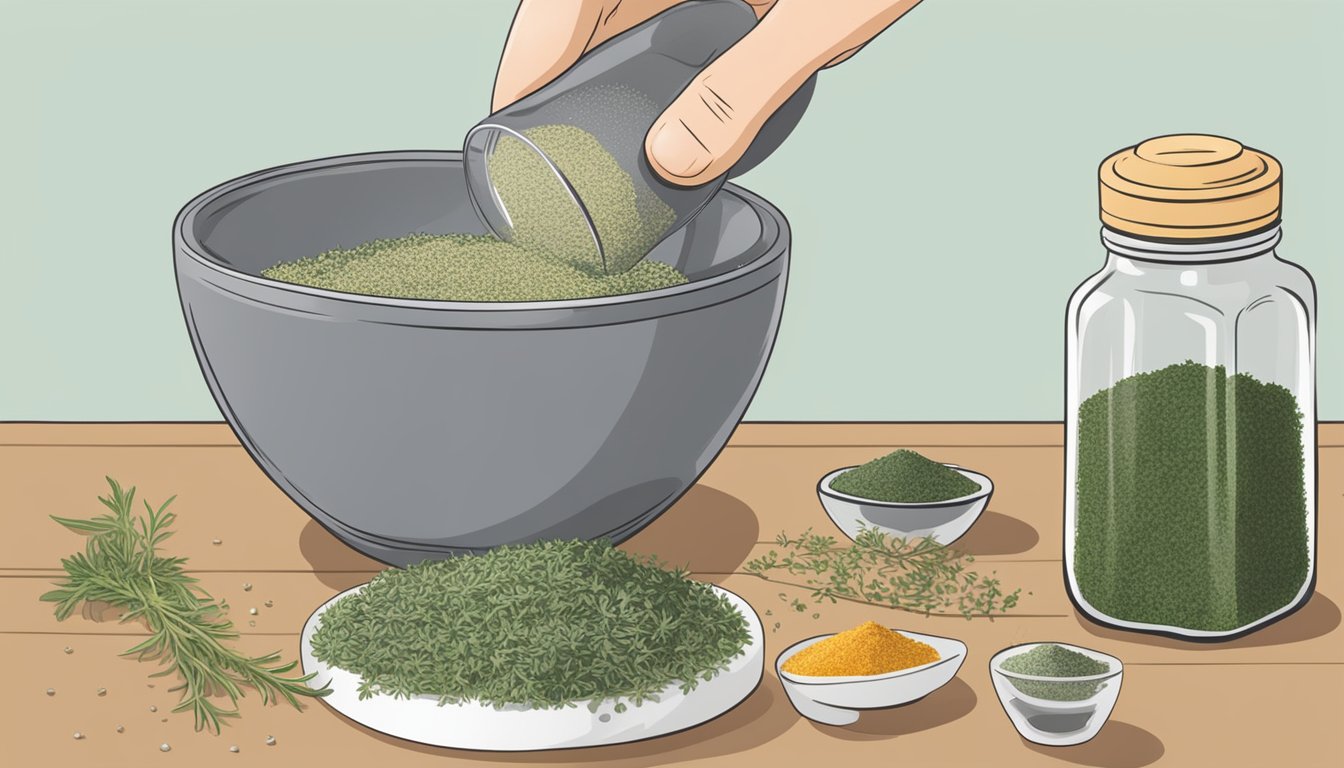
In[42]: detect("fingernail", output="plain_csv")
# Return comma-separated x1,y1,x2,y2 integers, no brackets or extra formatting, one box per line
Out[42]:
648,121,713,180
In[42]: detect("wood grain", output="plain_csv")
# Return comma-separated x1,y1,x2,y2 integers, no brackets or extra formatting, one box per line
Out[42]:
6,633,1339,767
3,422,1340,767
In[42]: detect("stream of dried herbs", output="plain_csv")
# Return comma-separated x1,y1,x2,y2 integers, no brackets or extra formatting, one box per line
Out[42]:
262,124,685,301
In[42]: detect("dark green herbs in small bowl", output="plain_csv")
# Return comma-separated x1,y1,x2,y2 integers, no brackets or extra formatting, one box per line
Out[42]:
309,539,751,712
829,449,981,503
818,449,993,545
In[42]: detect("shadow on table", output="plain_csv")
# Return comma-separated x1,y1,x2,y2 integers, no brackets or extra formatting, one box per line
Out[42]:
954,510,1040,556
296,483,759,586
1024,721,1164,768
620,484,760,580
298,521,384,587
341,678,796,765
807,676,977,740
1077,592,1341,649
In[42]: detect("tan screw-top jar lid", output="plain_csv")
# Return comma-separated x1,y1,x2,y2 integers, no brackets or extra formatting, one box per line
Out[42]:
1099,134,1281,239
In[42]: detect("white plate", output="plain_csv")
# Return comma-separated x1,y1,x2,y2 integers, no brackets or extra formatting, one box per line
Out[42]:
300,583,764,751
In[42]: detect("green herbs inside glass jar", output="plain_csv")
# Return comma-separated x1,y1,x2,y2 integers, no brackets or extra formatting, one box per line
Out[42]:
1065,134,1316,638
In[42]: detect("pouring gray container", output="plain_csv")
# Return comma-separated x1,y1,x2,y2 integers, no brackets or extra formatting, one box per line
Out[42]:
173,151,788,566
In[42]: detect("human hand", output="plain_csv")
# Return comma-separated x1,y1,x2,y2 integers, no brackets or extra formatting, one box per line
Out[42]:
492,0,925,187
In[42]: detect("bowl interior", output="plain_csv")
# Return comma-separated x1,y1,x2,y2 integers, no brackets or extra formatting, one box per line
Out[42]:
189,151,774,287
819,466,992,508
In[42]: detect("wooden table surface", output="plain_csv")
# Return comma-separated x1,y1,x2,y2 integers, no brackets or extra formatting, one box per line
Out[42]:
3,422,1341,767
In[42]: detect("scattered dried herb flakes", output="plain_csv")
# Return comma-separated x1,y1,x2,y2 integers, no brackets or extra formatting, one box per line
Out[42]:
311,539,750,711
746,527,1020,619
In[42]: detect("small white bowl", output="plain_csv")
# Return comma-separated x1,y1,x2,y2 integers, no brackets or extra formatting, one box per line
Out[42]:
776,629,966,726
989,643,1124,747
817,464,993,544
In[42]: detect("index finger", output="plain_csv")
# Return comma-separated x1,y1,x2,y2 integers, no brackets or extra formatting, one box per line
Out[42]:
491,0,686,112
492,0,602,112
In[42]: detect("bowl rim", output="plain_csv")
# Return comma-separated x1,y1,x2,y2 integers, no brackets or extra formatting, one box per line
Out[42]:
817,465,993,509
173,149,788,313
989,642,1124,683
775,628,966,685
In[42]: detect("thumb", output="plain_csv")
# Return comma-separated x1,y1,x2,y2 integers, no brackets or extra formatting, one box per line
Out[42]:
644,17,815,187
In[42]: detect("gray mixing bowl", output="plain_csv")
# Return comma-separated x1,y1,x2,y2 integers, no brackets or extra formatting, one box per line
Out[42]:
174,151,788,566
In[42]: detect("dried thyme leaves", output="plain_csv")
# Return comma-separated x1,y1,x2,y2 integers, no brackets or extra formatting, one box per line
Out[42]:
1074,361,1310,631
309,540,750,711
745,527,1021,619
40,478,328,733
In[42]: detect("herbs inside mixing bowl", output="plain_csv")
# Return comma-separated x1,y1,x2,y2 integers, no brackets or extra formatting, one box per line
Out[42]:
309,540,751,711
261,124,685,301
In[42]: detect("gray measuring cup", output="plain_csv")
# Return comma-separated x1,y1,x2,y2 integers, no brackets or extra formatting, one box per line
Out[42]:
463,0,815,275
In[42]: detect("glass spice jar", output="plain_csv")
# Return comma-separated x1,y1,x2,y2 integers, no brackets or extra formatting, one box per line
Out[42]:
1064,134,1317,639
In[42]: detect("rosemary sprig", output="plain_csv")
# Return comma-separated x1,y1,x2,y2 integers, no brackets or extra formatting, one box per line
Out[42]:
40,478,329,733
744,527,1021,619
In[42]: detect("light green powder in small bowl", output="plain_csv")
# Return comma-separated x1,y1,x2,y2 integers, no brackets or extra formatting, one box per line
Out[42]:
998,644,1111,701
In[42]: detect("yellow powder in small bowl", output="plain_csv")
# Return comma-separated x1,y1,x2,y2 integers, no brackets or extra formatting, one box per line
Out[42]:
782,621,940,677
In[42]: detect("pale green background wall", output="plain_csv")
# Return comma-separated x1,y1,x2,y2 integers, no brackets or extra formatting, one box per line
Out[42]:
2,0,1339,421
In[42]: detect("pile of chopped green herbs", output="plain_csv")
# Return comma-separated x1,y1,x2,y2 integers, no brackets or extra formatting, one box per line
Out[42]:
999,644,1111,701
829,449,981,503
309,540,750,711
41,478,328,733
744,527,1021,619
